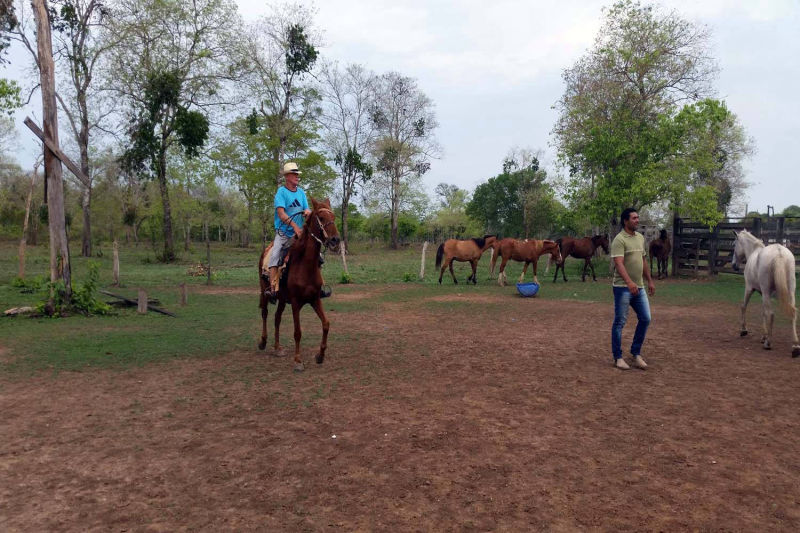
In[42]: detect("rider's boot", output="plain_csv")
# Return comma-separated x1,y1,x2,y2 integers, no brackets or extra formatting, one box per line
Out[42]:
267,266,279,304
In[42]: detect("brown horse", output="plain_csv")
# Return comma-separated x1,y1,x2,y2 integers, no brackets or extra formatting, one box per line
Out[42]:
550,234,610,282
490,238,562,286
649,229,671,279
436,235,496,284
258,198,340,372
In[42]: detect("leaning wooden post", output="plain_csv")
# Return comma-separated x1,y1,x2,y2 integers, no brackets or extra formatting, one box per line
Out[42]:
340,243,349,276
206,239,212,285
419,241,428,279
137,289,147,314
112,240,120,286
18,160,39,279
180,283,187,306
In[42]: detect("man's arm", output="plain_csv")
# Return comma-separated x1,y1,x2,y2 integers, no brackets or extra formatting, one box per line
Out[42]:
613,256,640,295
276,207,302,236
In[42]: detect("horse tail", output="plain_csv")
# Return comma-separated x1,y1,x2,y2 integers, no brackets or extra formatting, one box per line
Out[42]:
435,243,445,268
773,251,796,318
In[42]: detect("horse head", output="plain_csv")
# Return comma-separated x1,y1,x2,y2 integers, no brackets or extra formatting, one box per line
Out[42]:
543,240,562,264
659,229,668,241
593,234,610,254
731,230,746,271
309,197,341,253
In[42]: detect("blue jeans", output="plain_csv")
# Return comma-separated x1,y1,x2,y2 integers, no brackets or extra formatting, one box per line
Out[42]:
611,287,651,360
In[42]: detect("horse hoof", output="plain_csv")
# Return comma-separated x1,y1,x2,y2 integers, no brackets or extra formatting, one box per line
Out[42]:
315,352,325,364
293,363,305,373
740,330,748,337
258,339,267,350
274,347,287,357
792,346,800,358
763,343,771,350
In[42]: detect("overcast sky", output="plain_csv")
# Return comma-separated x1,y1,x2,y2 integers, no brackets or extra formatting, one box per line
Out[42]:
3,0,798,214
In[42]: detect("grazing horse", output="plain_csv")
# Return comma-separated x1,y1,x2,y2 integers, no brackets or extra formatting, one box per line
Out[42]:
649,229,671,279
550,234,610,282
490,238,562,286
258,198,341,371
732,229,799,357
436,235,497,284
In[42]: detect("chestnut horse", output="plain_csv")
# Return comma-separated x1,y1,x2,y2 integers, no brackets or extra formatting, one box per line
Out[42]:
550,234,610,282
436,235,496,284
648,229,671,279
258,198,340,372
490,238,562,286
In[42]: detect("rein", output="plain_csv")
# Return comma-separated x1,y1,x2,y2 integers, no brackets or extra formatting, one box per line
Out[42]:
308,208,336,248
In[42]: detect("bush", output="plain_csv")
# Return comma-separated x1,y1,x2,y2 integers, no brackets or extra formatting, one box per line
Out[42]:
402,272,415,282
35,261,110,316
339,272,353,284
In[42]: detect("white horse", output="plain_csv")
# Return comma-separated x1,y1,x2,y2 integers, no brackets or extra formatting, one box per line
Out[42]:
732,229,799,357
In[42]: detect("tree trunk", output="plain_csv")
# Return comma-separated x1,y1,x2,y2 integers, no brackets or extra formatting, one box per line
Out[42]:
391,171,400,249
341,187,350,253
18,163,38,279
33,0,72,299
157,144,175,261
81,185,92,257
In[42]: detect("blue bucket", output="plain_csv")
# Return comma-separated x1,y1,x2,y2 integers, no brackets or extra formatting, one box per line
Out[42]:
516,282,540,297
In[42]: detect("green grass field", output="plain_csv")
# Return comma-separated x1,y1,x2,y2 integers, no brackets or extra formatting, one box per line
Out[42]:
0,240,765,375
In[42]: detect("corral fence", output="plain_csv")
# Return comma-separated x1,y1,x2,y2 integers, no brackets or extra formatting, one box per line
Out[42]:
672,216,800,276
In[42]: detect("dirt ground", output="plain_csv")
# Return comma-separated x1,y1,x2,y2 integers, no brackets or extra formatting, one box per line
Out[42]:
3,286,800,531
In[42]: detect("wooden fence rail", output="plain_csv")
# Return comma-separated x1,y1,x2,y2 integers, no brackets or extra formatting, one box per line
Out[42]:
672,216,800,276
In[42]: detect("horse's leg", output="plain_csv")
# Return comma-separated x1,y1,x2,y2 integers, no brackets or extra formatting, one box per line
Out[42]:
273,298,287,356
498,257,510,287
581,258,589,282
490,250,498,279
470,260,478,284
589,259,598,281
519,262,529,283
258,293,268,350
448,258,458,284
761,293,775,350
291,301,304,371
740,286,755,336
532,256,540,284
310,298,329,365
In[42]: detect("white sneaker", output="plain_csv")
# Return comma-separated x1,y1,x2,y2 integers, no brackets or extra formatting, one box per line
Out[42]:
614,358,630,370
634,355,648,369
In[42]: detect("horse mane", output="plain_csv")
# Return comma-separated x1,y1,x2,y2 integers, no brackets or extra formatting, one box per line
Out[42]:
471,237,486,248
659,229,668,240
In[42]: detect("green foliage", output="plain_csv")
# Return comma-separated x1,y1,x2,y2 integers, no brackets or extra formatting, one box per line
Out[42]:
175,108,209,158
402,272,415,282
0,78,20,114
11,276,46,292
339,272,353,284
35,261,110,316
286,23,318,75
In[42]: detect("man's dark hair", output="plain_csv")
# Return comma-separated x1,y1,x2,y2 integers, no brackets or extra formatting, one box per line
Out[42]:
620,207,637,224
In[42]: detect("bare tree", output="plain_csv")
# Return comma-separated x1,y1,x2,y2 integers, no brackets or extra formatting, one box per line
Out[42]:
370,72,439,248
319,62,376,252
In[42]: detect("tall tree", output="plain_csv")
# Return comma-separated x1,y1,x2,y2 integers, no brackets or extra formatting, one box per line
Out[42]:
0,0,21,113
109,0,241,261
319,62,376,252
370,72,439,249
553,0,724,226
49,0,115,257
241,2,320,188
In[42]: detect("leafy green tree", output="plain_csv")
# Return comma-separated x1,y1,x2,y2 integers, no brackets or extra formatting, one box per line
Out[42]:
109,0,242,261
0,0,21,113
553,0,725,226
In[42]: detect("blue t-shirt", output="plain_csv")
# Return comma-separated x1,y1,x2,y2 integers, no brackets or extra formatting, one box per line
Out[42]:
274,186,309,237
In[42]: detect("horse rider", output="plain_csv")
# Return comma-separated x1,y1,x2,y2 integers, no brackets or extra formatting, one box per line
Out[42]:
265,162,311,303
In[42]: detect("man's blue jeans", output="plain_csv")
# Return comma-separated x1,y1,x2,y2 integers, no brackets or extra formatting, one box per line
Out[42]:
612,286,651,360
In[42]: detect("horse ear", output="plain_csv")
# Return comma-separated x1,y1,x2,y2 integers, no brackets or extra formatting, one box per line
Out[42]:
323,197,332,208
311,197,321,210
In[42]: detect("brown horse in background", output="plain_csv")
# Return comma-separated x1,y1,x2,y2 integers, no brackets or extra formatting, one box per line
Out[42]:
649,229,671,279
436,235,496,284
258,198,340,372
550,234,610,282
490,238,562,286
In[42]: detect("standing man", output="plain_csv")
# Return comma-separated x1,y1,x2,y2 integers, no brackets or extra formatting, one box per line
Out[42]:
610,207,656,370
265,162,311,302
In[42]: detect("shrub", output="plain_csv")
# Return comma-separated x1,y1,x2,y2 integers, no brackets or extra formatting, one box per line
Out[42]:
339,272,353,284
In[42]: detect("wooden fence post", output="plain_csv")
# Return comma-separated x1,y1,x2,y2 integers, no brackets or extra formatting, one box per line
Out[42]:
137,289,147,314
776,216,785,244
180,283,187,306
206,240,212,286
709,225,719,275
752,217,762,240
419,241,428,279
340,244,349,276
671,215,680,277
112,240,120,286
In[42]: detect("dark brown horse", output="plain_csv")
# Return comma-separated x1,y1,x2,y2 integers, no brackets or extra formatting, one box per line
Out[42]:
490,238,562,286
550,234,610,282
436,235,496,284
258,198,340,372
649,229,671,279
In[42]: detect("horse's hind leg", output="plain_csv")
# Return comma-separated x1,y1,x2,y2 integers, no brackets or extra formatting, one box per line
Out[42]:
519,262,529,283
448,259,458,284
469,260,478,284
589,259,598,281
762,295,775,350
498,258,510,287
291,302,304,372
740,287,754,336
273,299,287,356
311,298,330,365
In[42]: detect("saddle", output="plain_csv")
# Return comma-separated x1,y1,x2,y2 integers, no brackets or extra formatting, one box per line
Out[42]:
261,239,331,298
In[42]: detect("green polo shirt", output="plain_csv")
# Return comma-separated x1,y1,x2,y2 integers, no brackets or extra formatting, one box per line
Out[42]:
611,230,646,287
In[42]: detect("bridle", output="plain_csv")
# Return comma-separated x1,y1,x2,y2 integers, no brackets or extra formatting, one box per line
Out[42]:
308,207,337,248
